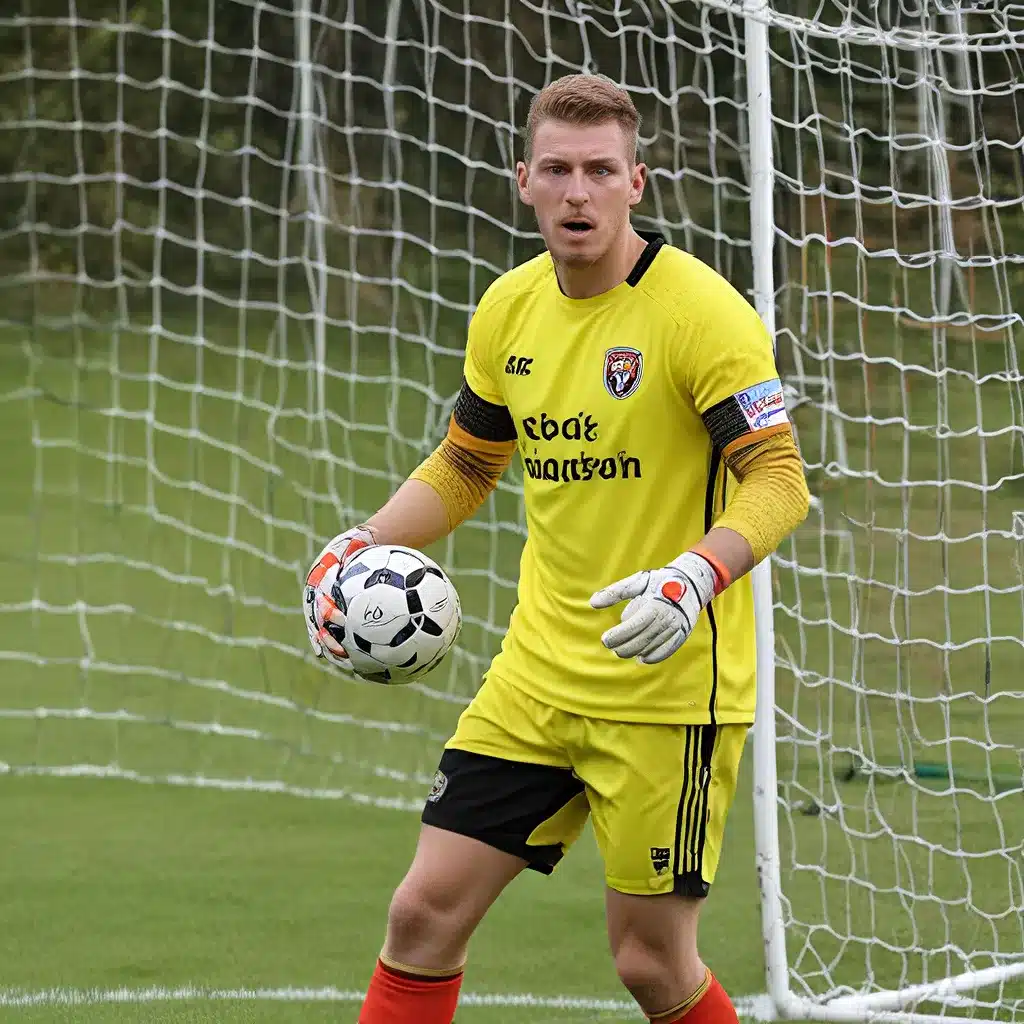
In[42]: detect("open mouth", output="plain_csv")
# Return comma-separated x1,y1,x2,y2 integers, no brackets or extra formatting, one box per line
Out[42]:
561,220,594,236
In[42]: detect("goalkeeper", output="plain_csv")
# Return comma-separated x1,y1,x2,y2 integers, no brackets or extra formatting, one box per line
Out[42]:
310,74,809,1024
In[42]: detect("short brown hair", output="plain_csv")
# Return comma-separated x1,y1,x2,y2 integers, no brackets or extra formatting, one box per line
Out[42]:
524,74,641,163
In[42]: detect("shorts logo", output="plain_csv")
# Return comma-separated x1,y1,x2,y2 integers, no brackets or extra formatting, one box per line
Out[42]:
650,846,671,875
427,770,448,803
603,347,643,400
734,378,788,431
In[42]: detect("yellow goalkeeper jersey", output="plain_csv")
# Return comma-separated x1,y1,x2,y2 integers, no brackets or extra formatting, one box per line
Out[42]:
464,234,787,724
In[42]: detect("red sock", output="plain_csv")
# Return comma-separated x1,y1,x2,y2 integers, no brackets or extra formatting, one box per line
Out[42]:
358,958,463,1024
652,974,739,1024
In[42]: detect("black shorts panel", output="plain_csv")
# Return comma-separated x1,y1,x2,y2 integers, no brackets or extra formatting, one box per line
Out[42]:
421,747,586,874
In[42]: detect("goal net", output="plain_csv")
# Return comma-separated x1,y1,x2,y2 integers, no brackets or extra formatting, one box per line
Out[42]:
0,0,1021,1018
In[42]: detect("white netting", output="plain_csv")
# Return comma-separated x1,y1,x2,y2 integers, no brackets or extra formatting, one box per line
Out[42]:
0,0,1022,1016
762,5,1024,1016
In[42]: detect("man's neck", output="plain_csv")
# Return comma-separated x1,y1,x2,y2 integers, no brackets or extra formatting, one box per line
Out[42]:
554,228,649,300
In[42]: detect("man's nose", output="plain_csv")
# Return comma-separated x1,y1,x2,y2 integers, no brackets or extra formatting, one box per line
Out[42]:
565,170,589,203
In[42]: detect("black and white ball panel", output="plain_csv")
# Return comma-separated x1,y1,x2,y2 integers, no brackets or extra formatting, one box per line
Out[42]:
345,587,410,647
335,544,462,684
341,545,430,585
411,570,453,618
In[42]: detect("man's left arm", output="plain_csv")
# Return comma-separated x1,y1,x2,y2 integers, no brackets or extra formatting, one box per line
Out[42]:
591,300,809,665
689,428,810,587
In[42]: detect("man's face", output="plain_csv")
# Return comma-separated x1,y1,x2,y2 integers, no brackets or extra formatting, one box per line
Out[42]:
517,119,647,267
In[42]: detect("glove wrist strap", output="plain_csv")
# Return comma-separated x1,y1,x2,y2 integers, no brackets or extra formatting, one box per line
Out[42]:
356,522,380,544
690,545,731,596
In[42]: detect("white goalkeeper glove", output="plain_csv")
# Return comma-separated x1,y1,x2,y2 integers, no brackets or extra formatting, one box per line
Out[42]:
303,525,377,662
590,551,721,665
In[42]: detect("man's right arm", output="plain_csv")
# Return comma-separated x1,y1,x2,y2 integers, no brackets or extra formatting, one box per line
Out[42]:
362,379,518,550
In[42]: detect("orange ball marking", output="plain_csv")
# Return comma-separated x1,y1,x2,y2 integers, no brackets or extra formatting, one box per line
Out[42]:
661,580,685,603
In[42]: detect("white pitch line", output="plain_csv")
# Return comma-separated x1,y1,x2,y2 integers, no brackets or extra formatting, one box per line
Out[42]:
0,985,775,1018
0,987,638,1012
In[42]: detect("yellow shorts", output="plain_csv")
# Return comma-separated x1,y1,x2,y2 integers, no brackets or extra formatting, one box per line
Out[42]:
420,674,748,896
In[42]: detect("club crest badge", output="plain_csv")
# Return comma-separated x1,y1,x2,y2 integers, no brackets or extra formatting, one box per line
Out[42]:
650,846,671,875
427,769,448,803
603,347,643,400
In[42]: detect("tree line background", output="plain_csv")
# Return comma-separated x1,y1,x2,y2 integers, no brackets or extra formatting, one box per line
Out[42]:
0,0,1021,323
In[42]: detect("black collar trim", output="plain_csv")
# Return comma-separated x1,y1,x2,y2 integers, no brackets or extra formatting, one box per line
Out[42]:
625,231,665,287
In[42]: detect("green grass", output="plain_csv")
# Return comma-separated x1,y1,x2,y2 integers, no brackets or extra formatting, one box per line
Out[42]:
0,770,762,1024
0,270,1022,1022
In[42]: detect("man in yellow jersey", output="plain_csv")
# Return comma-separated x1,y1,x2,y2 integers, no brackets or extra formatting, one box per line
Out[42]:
308,74,809,1024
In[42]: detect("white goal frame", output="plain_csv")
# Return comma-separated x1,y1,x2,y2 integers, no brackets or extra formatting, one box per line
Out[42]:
741,4,1024,1022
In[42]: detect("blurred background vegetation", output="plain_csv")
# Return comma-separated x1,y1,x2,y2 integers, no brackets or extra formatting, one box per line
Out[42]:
2,0,1021,311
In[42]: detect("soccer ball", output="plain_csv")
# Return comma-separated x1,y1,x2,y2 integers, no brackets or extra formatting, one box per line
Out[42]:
306,544,461,684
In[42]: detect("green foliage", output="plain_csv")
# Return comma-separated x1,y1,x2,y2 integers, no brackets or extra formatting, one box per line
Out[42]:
2,1,1021,308
0,0,296,293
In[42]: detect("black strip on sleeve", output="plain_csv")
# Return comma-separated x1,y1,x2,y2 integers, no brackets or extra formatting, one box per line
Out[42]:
701,395,750,452
452,378,517,442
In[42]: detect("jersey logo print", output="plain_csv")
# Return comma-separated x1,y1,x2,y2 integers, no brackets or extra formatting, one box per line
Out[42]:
603,347,643,399
504,355,533,376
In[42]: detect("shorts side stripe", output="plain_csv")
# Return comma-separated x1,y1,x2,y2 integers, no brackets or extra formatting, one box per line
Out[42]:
673,725,695,876
693,726,718,880
680,725,703,875
687,725,708,874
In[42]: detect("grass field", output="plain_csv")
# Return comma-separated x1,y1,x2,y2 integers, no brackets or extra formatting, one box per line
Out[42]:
0,263,1022,1022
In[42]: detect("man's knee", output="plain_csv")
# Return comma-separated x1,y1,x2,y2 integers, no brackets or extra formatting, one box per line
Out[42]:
385,877,471,957
382,826,525,967
607,892,706,1013
613,934,685,1005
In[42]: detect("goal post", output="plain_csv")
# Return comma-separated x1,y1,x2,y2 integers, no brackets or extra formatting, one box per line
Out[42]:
744,3,791,1019
1,0,1022,1019
744,4,1024,1021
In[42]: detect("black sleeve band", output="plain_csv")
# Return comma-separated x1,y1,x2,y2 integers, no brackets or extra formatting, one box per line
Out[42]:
453,378,517,442
701,394,751,452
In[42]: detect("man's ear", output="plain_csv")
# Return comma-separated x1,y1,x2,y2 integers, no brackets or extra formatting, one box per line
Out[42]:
628,162,648,208
516,161,534,206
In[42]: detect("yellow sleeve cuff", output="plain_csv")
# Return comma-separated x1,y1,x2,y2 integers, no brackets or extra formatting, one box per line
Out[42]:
714,430,810,563
409,417,516,530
